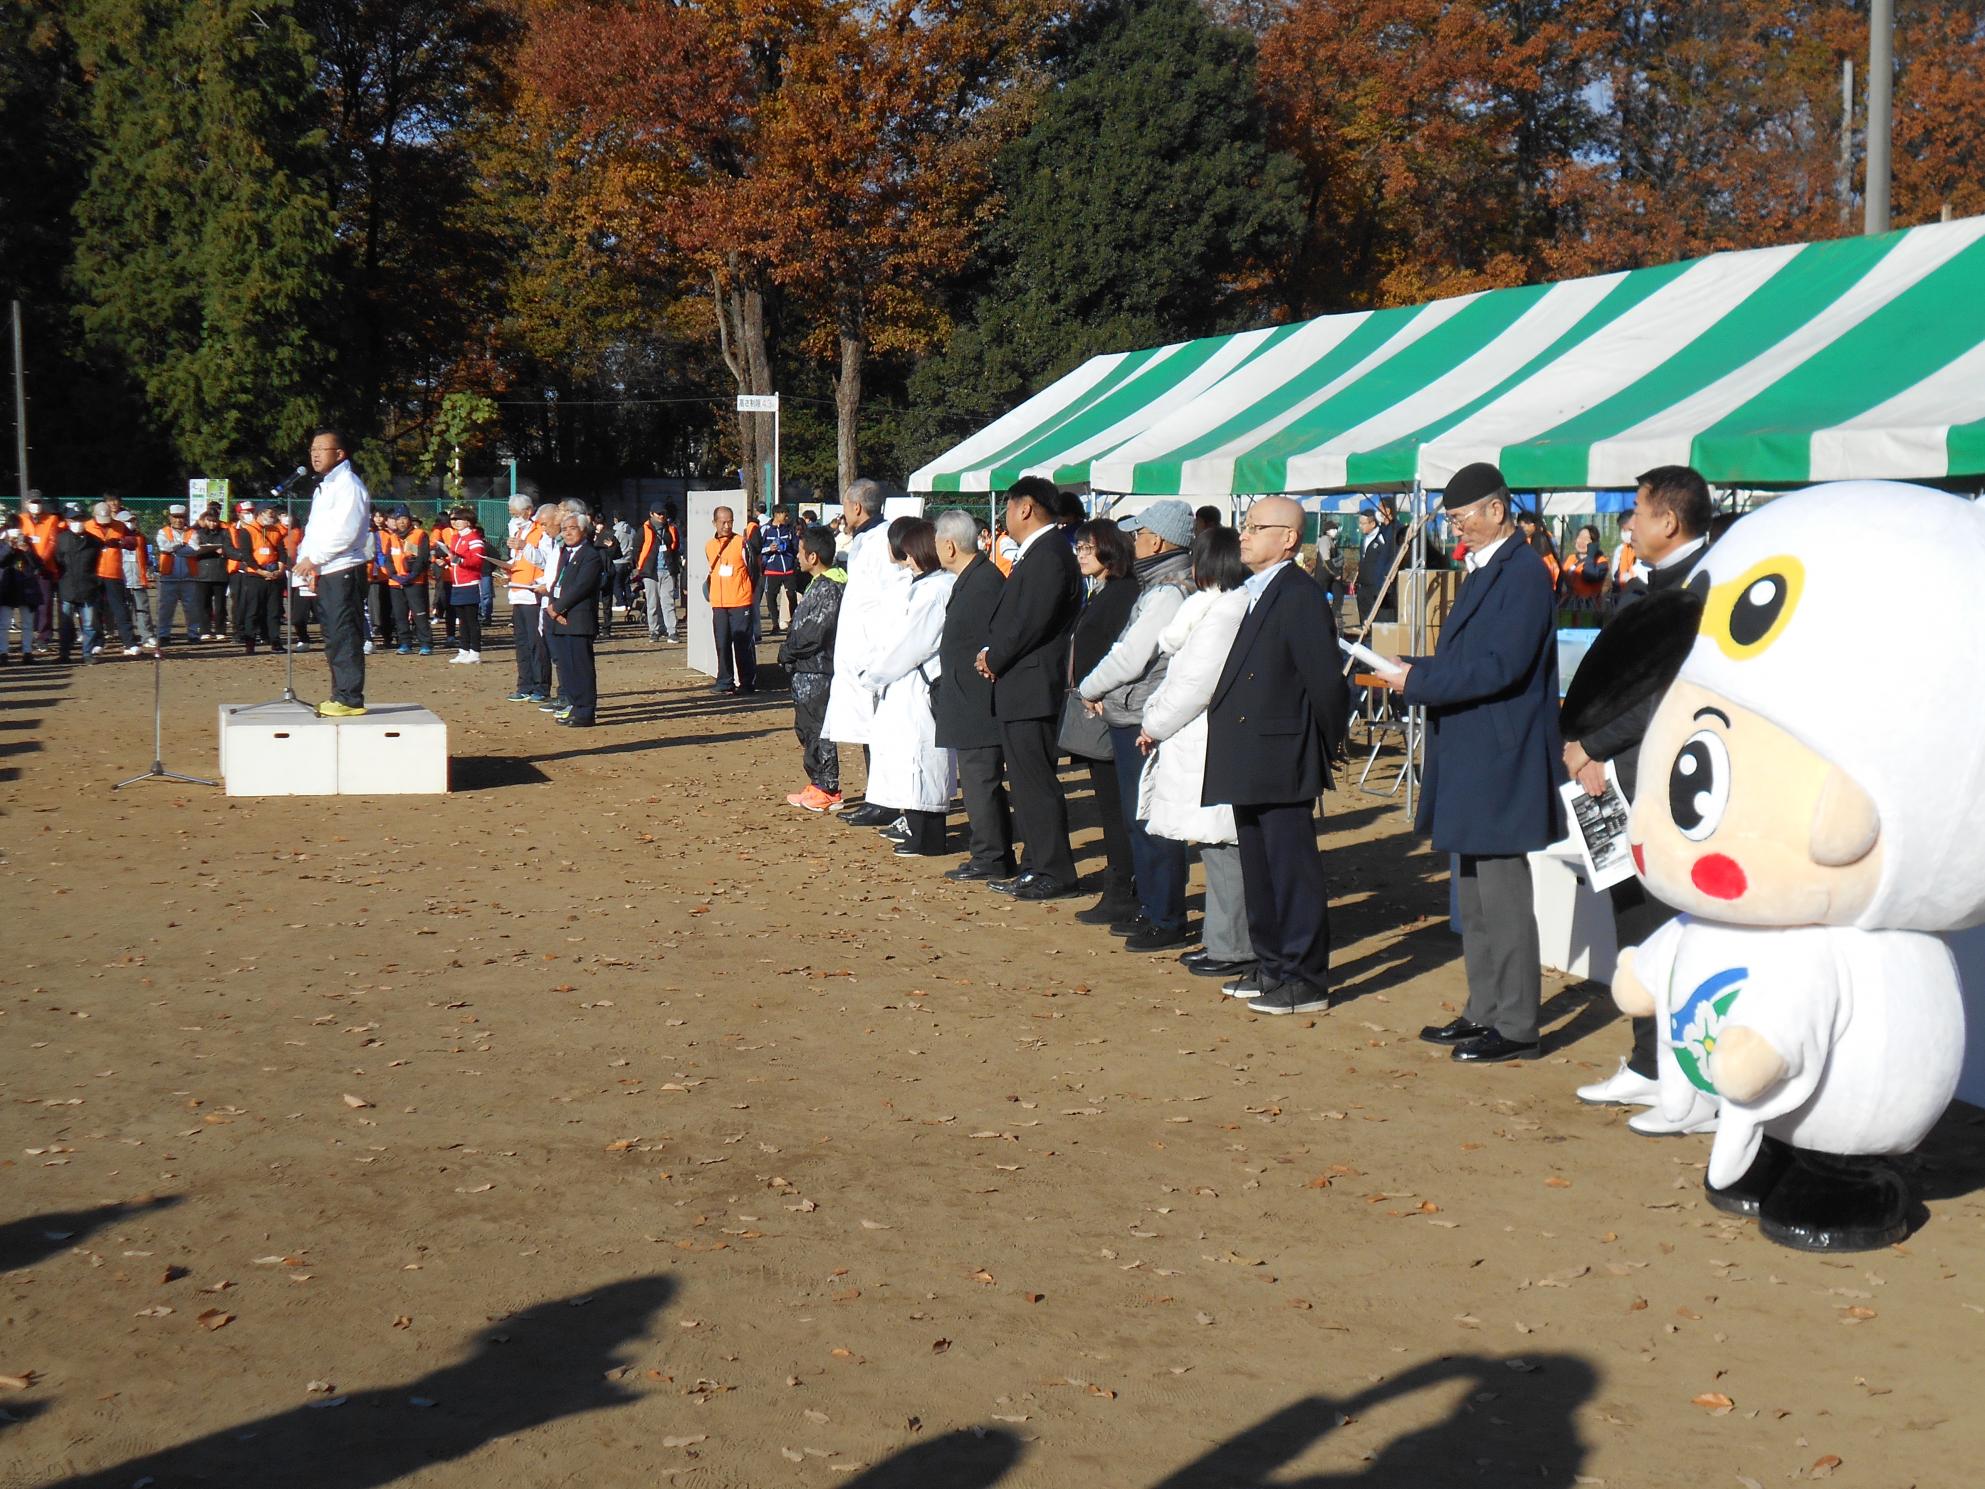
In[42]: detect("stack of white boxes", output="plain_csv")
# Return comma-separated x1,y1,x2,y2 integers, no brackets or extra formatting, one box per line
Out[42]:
218,702,448,796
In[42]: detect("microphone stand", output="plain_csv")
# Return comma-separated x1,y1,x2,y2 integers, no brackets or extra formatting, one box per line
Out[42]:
117,641,218,790
235,465,317,716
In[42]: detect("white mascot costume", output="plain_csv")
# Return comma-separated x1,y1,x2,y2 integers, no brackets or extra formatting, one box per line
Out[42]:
1614,482,1985,1251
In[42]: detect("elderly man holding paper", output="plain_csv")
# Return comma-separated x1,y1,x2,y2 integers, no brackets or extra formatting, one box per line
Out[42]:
1381,462,1563,1064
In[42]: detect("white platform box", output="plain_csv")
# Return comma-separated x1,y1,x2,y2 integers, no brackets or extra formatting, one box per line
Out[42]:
1528,838,1619,982
335,703,448,794
218,702,339,797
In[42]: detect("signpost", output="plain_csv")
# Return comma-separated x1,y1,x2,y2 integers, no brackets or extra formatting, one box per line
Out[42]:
737,392,779,514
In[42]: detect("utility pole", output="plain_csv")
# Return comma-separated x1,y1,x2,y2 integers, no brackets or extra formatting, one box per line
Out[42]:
1837,57,1855,228
1865,0,1893,234
9,299,27,501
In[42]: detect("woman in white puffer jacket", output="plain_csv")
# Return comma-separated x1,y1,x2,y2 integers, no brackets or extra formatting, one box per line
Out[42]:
859,517,957,857
1135,528,1256,978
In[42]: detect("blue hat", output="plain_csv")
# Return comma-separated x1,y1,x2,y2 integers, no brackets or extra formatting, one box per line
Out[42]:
1117,499,1195,548
390,504,413,519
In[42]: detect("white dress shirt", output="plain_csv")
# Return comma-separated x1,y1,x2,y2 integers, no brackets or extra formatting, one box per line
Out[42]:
1243,558,1292,610
298,460,372,574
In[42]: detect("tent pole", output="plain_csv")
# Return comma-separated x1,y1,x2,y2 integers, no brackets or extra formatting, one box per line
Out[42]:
1406,479,1424,820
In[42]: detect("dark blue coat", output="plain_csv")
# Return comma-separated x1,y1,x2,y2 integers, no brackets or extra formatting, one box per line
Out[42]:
1402,535,1563,855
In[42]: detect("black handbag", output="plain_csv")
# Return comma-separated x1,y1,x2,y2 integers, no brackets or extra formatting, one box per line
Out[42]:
1058,690,1112,760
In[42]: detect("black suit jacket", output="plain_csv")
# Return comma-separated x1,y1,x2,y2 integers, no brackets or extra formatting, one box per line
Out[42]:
983,530,1082,723
934,554,1004,750
1355,528,1397,624
1203,564,1350,807
1572,542,1707,798
548,540,604,637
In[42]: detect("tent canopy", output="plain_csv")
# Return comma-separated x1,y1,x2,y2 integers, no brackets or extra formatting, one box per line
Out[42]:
909,216,1985,497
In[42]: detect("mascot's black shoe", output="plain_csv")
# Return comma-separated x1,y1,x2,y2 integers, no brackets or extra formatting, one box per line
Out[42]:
1704,1135,1795,1219
1758,1151,1911,1252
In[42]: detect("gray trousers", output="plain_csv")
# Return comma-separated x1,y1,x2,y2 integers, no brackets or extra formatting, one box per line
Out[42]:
955,742,1014,873
642,574,678,639
128,586,156,644
1455,853,1542,1042
1198,842,1254,963
157,579,197,639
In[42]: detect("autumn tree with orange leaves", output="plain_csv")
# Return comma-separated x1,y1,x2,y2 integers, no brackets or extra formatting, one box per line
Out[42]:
519,0,1039,501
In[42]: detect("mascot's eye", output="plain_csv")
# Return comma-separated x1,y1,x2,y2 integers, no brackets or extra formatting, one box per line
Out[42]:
1728,573,1789,647
1668,729,1732,842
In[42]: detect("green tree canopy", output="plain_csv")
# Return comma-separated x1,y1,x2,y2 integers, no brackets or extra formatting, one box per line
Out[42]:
69,0,332,482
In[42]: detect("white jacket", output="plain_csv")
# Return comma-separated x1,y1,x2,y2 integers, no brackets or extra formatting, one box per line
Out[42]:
859,568,957,813
1136,588,1247,845
823,521,909,744
297,460,371,574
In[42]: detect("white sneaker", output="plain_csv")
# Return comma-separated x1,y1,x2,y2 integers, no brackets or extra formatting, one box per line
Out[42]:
1576,1059,1662,1107
123,645,141,656
363,640,375,654
449,650,470,663
1628,1092,1719,1136
463,650,481,663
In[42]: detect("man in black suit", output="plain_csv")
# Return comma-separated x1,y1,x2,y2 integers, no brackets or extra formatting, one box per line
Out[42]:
933,508,1013,881
1354,504,1398,627
1563,464,1712,1120
976,476,1084,901
546,511,605,727
1204,495,1351,1015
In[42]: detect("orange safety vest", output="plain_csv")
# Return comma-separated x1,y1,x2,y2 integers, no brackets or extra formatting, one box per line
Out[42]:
1615,542,1639,587
85,519,134,580
21,511,60,571
385,527,430,580
509,522,544,588
705,533,753,607
224,520,245,573
248,521,283,579
157,523,188,576
991,541,1014,577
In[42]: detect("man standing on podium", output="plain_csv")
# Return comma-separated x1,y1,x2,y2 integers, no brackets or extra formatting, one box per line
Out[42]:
294,427,372,718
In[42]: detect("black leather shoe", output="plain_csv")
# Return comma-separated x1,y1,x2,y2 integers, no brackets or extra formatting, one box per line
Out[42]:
1450,1031,1541,1063
1075,897,1137,926
1247,982,1335,1015
1012,876,1077,902
1125,922,1194,953
1109,915,1153,939
988,873,1039,896
944,862,1012,883
1184,954,1255,979
1419,1017,1491,1046
840,803,892,827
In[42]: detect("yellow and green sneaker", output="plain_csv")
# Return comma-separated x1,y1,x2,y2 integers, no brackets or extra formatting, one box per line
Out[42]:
316,700,367,718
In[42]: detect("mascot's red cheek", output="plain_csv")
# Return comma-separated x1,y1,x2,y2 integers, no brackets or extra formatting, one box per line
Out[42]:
1631,843,1645,875
1691,853,1747,900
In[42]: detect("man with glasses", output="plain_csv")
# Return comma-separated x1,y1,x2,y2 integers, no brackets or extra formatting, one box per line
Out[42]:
1382,462,1562,1064
1203,496,1350,1015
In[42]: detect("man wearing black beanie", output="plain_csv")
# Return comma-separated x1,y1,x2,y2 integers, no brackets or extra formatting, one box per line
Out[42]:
1382,462,1564,1063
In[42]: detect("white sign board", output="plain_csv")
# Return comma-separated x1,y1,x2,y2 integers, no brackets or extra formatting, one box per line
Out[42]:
735,394,780,413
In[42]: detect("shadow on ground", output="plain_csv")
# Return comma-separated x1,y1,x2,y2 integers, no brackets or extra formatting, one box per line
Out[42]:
35,1276,676,1489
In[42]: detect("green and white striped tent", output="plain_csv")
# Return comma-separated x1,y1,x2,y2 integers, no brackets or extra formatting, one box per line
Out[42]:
909,214,1985,497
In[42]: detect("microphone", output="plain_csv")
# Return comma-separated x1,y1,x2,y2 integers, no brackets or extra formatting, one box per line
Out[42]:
271,466,309,498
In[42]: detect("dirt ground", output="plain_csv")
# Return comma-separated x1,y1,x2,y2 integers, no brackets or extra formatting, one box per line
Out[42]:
3,614,1982,1489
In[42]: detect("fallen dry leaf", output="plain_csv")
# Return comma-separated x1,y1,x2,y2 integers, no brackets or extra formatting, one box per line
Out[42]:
662,1434,707,1448
1810,1455,1842,1478
1544,1177,1572,1189
931,1338,951,1354
134,1305,174,1318
392,1315,413,1330
342,1094,372,1110
0,1373,35,1391
197,1309,233,1331
1691,1392,1735,1413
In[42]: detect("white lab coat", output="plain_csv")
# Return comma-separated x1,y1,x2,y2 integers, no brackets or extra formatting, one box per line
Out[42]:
1632,916,1965,1189
1136,588,1247,846
859,568,957,813
823,521,909,745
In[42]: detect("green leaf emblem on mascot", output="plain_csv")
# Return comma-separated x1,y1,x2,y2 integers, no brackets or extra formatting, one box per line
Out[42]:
1611,481,1984,1252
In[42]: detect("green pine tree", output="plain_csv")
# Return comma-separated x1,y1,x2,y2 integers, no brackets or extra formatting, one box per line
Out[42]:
900,0,1303,478
69,0,332,482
